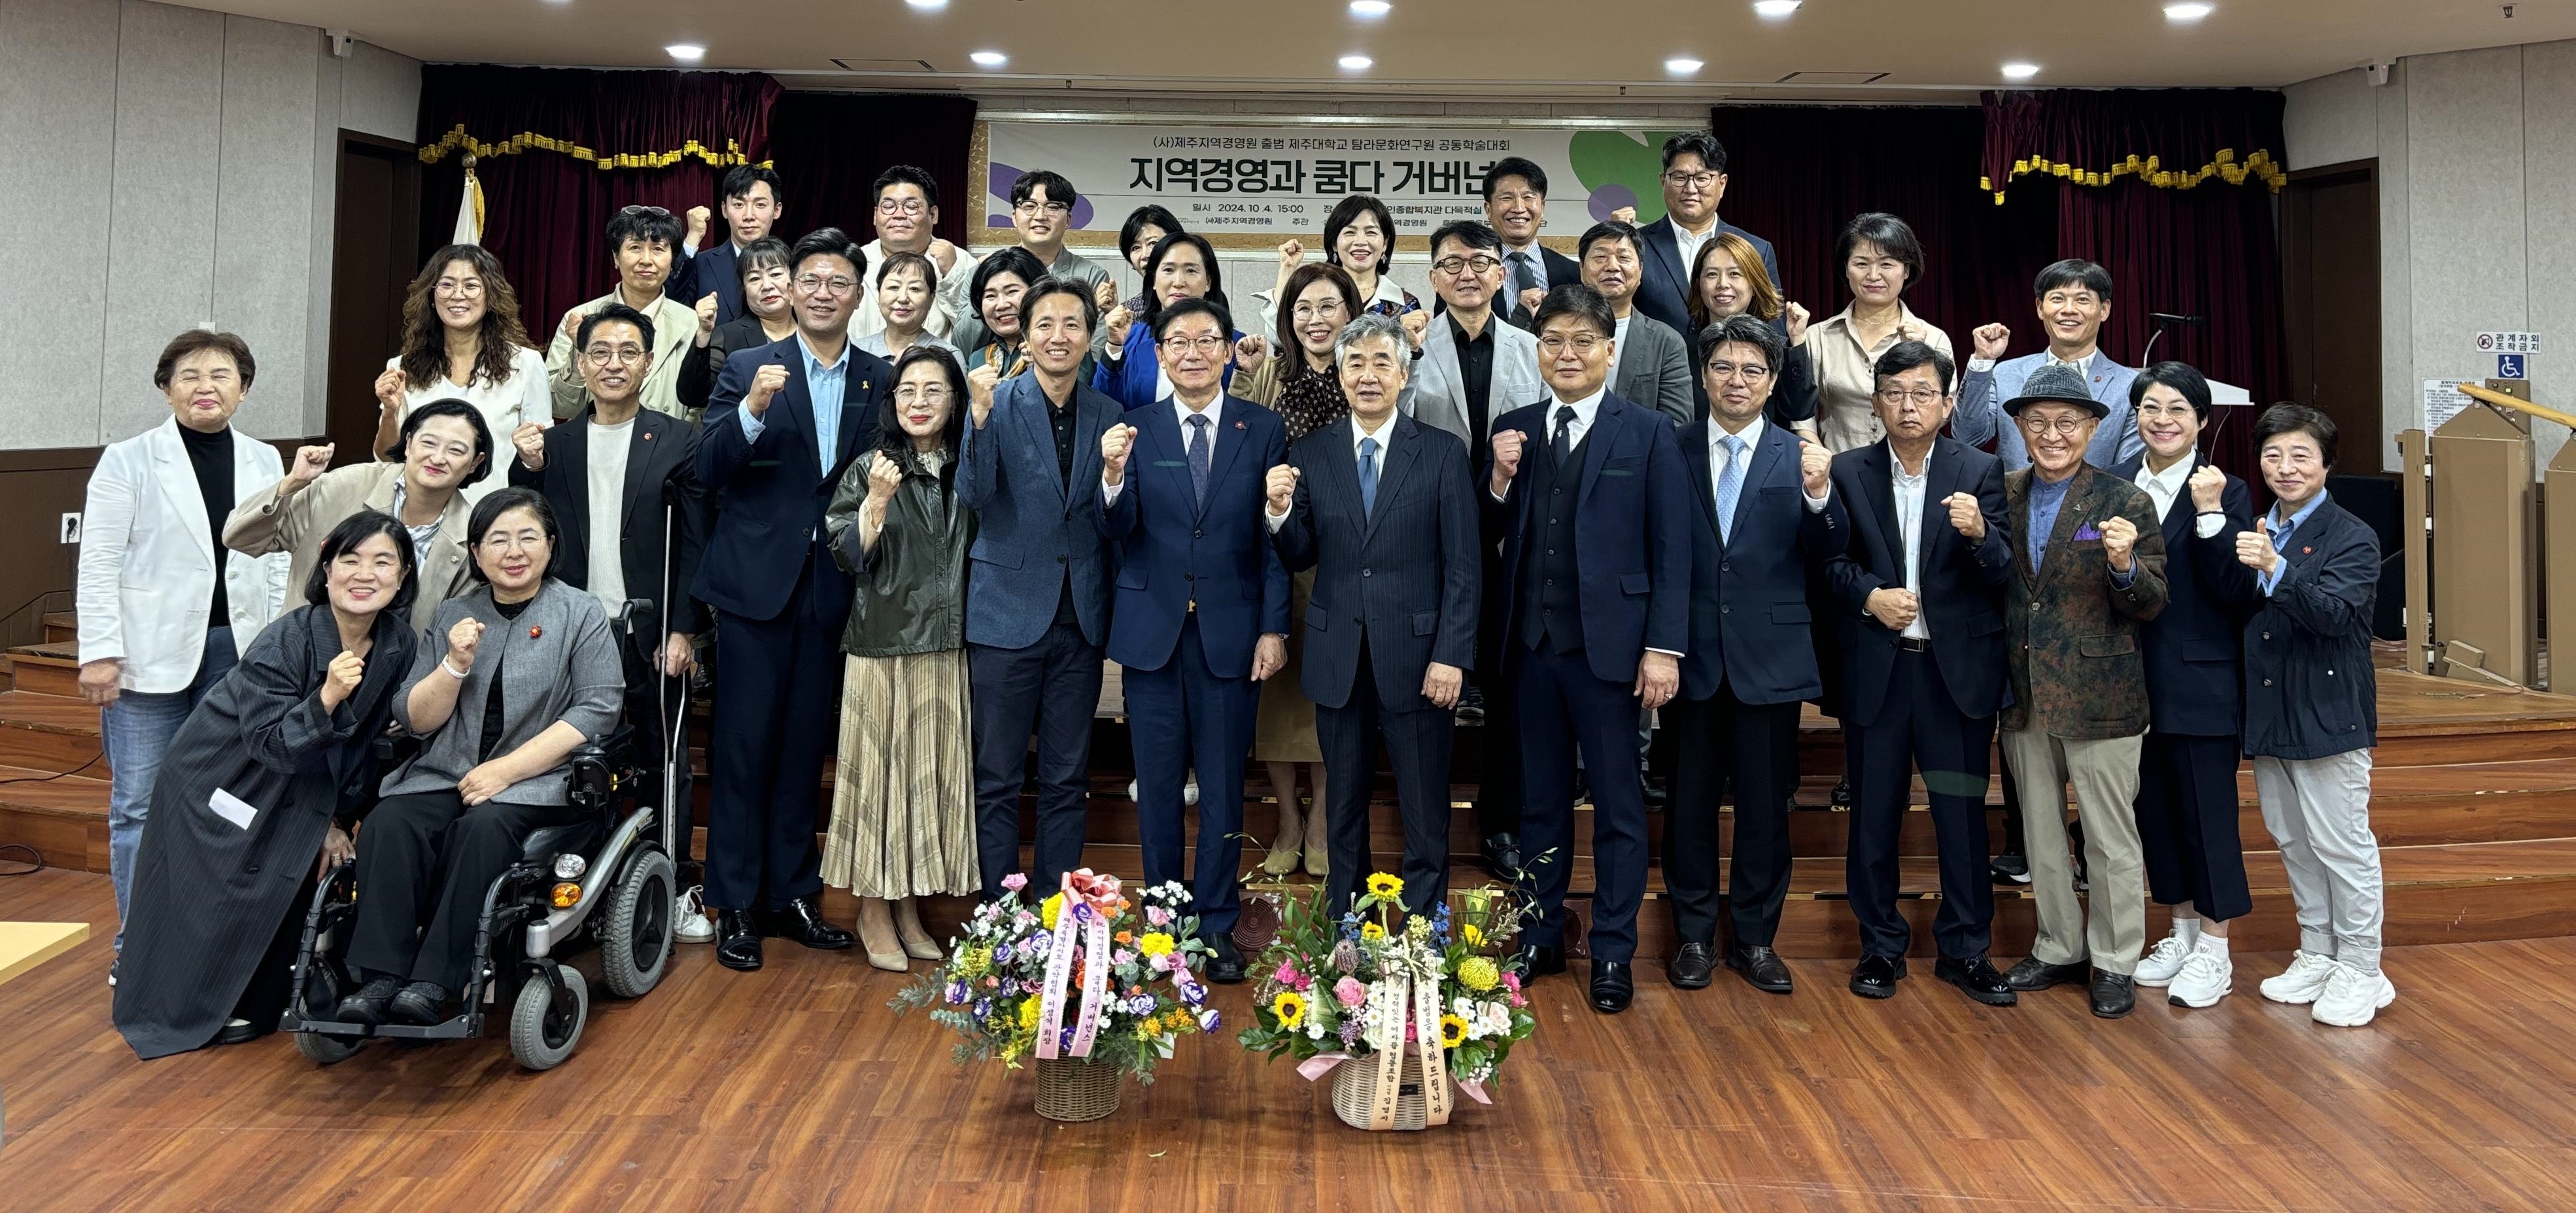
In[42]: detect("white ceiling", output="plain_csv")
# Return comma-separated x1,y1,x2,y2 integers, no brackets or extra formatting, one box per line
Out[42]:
213,0,2568,100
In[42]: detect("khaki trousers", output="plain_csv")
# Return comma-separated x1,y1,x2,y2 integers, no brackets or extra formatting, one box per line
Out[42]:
2001,728,2147,974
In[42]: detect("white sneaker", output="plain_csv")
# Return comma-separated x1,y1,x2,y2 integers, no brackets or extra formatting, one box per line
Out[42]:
2259,949,2339,1005
2310,961,2396,1027
2134,934,2191,987
2167,942,2233,1008
674,885,716,944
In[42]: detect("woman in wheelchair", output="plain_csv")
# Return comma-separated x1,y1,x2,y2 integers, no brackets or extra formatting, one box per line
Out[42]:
336,486,621,1027
113,511,422,1058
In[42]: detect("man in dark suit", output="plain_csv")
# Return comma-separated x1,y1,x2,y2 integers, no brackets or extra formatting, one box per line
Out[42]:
671,165,786,327
2109,362,2258,1008
1662,316,1839,995
507,302,712,925
1578,220,1694,428
1825,341,2018,1006
1265,311,1479,917
1481,158,1582,332
1099,296,1291,984
1485,283,1691,1014
1995,363,2169,1019
1633,132,1779,344
694,228,889,970
957,277,1123,900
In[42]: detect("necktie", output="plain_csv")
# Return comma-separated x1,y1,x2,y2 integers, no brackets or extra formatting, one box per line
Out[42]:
1714,434,1745,545
1509,251,1539,313
1358,436,1380,519
1551,405,1576,469
1186,413,1212,509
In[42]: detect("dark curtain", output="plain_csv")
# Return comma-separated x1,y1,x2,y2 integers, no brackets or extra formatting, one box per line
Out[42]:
417,67,782,336
766,93,979,250
1981,88,2288,201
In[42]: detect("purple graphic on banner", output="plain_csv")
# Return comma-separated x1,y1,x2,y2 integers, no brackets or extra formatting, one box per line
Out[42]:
987,161,1096,230
1587,183,1639,223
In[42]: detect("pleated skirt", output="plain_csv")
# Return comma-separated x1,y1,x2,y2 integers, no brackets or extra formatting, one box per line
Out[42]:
822,650,979,898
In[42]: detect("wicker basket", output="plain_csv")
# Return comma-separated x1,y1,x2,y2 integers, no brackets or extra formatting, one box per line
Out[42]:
1330,1046,1447,1131
1033,1056,1122,1121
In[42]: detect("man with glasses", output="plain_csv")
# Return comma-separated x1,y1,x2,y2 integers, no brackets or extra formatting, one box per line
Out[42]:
1481,158,1581,331
672,165,787,327
1993,364,2168,1019
548,205,702,422
1633,133,1779,345
1484,283,1690,1014
1955,260,2141,472
693,227,889,971
956,170,1114,356
1823,341,2018,1007
1098,296,1291,985
855,165,972,344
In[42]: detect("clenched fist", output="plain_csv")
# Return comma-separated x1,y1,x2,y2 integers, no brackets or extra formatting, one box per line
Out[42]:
560,309,586,340
2235,530,2281,576
447,617,487,668
320,649,365,711
2188,464,2225,514
1101,303,1135,345
1400,308,1430,350
685,205,712,243
1785,301,1812,345
2099,514,2138,573
283,443,334,492
1798,438,1830,497
745,363,790,417
373,366,409,415
1866,587,1920,630
1488,429,1526,498
1265,464,1299,516
927,237,960,273
967,363,1001,428
511,422,547,471
1517,287,1545,316
1101,422,1137,486
1275,239,1306,271
693,292,719,346
1942,491,1986,541
1972,322,2011,362
866,451,905,504
1234,333,1268,376
1092,279,1120,313
1609,205,1638,224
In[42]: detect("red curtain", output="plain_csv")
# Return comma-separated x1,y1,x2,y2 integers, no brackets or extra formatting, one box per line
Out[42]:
1981,88,2289,202
767,92,979,250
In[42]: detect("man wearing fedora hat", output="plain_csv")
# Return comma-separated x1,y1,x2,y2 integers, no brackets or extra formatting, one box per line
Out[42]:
1995,362,2169,1019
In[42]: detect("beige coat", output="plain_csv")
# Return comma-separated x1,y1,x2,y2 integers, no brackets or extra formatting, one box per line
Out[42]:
222,462,475,632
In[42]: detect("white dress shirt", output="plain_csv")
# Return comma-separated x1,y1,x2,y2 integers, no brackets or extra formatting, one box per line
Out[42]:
1488,382,1600,502
1265,410,1399,531
1102,392,1226,505
2133,455,2229,539
1889,444,1934,640
1503,241,1551,292
1708,414,1831,523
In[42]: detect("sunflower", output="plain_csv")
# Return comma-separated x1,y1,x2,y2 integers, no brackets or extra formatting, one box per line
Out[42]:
1438,1014,1468,1049
1365,872,1405,901
1360,921,1386,941
1271,989,1309,1029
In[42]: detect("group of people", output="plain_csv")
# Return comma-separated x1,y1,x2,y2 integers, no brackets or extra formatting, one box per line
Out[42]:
77,129,2393,1060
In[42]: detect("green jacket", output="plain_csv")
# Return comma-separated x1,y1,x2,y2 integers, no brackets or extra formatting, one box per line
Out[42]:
826,448,974,658
2001,463,2168,739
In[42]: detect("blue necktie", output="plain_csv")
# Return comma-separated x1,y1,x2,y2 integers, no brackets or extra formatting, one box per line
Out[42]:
1186,413,1212,509
1714,434,1745,545
1358,436,1380,519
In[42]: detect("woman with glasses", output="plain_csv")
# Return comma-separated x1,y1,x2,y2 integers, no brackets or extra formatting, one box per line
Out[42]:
1687,230,1819,434
678,236,796,415
1252,194,1421,339
371,245,549,508
226,399,494,632
1806,212,1953,453
858,251,961,364
333,487,623,1028
1095,231,1249,411
545,205,700,422
821,347,978,969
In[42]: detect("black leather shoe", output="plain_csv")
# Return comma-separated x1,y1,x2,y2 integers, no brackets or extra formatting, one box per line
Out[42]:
717,908,764,971
1990,851,2031,885
1830,778,1853,807
1478,832,1522,879
1640,769,1669,812
2004,957,2089,991
1589,960,1634,1013
1936,955,2019,1006
1669,942,1715,989
2090,970,2136,1018
1849,954,1906,999
1205,937,1246,984
1521,943,1567,978
1725,943,1794,994
767,897,853,950
388,981,451,1026
334,976,401,1025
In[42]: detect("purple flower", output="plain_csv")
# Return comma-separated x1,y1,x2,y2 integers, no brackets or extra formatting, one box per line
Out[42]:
946,982,969,1004
1338,1018,1364,1046
1196,1008,1220,1031
972,998,991,1018
993,943,1013,963
1146,906,1173,927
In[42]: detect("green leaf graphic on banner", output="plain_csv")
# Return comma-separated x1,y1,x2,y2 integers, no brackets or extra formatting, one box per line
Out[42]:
1568,129,1691,224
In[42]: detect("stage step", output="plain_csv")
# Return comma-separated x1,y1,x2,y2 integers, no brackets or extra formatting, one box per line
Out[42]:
5,646,82,698
42,611,75,646
0,762,112,872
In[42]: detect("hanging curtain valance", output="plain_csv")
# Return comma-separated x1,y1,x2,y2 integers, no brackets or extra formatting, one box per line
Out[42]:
415,65,781,169
1980,88,2288,203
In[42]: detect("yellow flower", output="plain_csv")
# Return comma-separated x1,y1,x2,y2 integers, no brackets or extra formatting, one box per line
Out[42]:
1365,872,1405,901
1019,997,1041,1030
1462,922,1485,946
1438,1014,1468,1049
1457,957,1500,993
955,944,992,980
1138,932,1176,958
1360,922,1386,941
1040,892,1065,930
1271,990,1308,1029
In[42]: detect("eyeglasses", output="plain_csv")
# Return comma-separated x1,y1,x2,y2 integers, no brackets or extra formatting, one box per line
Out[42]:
619,205,672,218
795,274,858,296
1536,333,1604,354
1431,254,1503,276
1662,170,1721,189
478,532,547,553
876,197,929,216
583,345,647,366
894,384,953,403
1160,334,1228,354
434,278,486,297
1704,360,1771,383
1014,200,1074,216
1290,301,1348,321
2019,415,2092,436
1876,386,1945,407
2136,402,2198,420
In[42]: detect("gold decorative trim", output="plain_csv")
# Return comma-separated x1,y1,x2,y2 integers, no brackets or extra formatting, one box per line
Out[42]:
1980,147,2285,203
416,124,772,171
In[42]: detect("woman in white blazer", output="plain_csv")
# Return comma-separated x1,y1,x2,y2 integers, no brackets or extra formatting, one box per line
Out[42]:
76,330,290,956
368,244,550,509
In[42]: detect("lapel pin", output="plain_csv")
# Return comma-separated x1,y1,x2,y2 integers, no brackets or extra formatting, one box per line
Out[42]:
528,626,543,640
2303,546,2312,555
1234,420,1246,430
644,432,655,441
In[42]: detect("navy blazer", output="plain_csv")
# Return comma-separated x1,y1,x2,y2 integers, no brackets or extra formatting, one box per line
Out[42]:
1482,390,1692,685
1675,420,1840,705
509,406,711,637
956,373,1124,650
2241,494,2379,760
1271,415,1480,712
1100,396,1293,677
670,240,747,328
1823,437,2015,725
1634,216,1780,346
693,335,892,622
2108,454,2258,736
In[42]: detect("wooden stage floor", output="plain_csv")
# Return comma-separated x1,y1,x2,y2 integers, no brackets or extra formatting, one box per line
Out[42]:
2,867,2571,1211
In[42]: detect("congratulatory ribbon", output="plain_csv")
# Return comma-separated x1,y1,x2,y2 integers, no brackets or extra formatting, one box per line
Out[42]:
1035,869,1120,1061
1294,939,1481,1126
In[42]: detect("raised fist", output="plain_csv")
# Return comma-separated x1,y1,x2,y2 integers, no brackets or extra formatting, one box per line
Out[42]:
1400,308,1431,350
1972,322,2011,362
694,292,719,345
1234,333,1268,375
745,363,790,417
2188,464,2225,514
2100,514,2138,572
685,205,712,243
373,366,409,414
284,443,334,492
1488,429,1526,497
1785,301,1812,345
511,422,546,470
447,616,487,668
967,363,1001,428
1798,439,1830,496
1265,464,1299,515
1101,422,1137,485
1942,491,1985,541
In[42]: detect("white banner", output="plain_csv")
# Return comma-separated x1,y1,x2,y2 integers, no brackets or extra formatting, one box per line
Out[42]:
974,120,1694,249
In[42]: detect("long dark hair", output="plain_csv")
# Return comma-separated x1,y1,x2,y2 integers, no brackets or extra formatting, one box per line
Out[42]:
1140,231,1228,330
303,509,420,617
397,245,532,392
1273,262,1362,360
879,346,969,478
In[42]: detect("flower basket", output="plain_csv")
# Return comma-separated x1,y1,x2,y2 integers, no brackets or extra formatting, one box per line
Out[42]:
1034,1055,1123,1122
1330,1042,1447,1131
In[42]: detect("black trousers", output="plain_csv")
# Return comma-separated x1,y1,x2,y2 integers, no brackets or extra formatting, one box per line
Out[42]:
621,641,695,870
1844,649,1997,960
705,575,840,912
969,597,1103,900
346,790,583,991
1516,643,1649,963
2135,731,2253,921
1663,687,1803,948
1469,556,1522,842
1315,641,1456,919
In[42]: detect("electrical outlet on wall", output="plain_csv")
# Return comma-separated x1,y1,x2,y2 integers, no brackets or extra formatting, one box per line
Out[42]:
60,513,81,544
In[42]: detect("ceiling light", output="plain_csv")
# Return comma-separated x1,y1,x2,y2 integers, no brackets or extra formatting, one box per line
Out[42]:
906,0,948,9
969,50,1008,67
1753,0,1801,17
2163,2,2214,20
1348,0,1392,16
1339,54,1373,71
1664,57,1704,75
2000,61,2040,80
664,43,705,62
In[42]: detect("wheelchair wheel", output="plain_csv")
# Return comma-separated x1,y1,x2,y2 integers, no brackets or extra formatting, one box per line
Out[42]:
507,964,587,1071
296,1029,364,1066
291,957,364,1065
600,848,676,999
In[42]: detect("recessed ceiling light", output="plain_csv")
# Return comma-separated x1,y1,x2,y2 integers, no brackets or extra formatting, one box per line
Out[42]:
1339,54,1373,71
969,50,1008,67
665,43,705,62
1349,0,1392,16
1664,57,1704,75
906,0,948,9
2163,2,2213,20
2000,61,2040,80
1753,0,1801,17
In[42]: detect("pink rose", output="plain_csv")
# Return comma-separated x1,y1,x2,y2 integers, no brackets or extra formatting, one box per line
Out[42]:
1333,976,1366,1008
1501,971,1521,992
1274,961,1303,987
1001,872,1029,893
